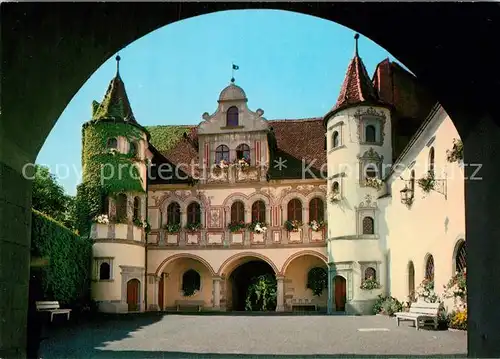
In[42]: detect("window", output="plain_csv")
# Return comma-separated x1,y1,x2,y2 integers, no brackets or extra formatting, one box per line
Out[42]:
95,258,113,281
231,201,245,223
455,241,466,273
332,131,339,148
133,197,140,221
364,267,376,280
116,193,127,222
107,138,118,149
410,170,415,192
236,143,251,161
428,147,435,174
167,202,181,224
425,255,435,281
365,125,376,143
129,141,138,157
287,199,302,222
182,269,201,296
332,181,340,193
187,202,201,224
99,262,111,280
362,216,374,234
365,164,378,178
226,106,239,127
309,198,324,222
215,145,230,163
251,200,266,223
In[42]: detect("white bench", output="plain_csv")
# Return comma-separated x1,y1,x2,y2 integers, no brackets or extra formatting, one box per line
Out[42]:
395,301,440,330
175,300,204,312
36,301,72,322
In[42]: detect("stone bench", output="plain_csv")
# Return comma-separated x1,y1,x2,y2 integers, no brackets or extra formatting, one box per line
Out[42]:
175,300,204,312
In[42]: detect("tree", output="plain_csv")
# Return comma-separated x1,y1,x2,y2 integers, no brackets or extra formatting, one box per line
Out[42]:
31,165,75,228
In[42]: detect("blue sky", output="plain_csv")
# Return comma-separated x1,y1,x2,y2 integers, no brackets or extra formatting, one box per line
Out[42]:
36,9,403,195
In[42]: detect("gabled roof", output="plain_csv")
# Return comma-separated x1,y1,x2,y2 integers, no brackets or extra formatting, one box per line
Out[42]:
146,118,327,184
91,56,137,123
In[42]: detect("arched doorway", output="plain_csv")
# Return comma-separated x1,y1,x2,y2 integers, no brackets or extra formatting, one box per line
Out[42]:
229,260,277,311
127,279,140,312
333,275,346,312
158,275,164,310
408,261,415,302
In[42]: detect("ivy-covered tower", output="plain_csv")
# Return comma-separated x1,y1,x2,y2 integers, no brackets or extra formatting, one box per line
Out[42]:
77,55,151,313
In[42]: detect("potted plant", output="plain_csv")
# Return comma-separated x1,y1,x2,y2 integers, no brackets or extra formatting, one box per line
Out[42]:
185,222,202,232
365,177,383,190
360,277,381,290
329,189,341,203
417,170,436,193
94,214,109,224
308,220,325,232
228,221,247,233
416,278,439,303
248,221,267,234
446,138,463,164
306,267,327,296
163,223,181,234
284,220,302,232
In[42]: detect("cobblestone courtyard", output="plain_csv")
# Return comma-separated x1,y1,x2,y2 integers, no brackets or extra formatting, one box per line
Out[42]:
40,313,467,358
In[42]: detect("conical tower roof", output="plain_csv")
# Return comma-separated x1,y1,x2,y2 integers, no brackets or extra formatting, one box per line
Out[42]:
92,55,137,123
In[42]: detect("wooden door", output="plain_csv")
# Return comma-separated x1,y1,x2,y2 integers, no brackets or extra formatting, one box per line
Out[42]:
334,276,346,311
127,279,140,312
158,275,164,311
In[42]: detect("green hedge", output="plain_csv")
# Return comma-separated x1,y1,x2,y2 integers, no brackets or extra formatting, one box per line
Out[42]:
31,209,93,307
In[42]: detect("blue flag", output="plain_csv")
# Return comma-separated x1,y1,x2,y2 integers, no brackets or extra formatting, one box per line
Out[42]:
232,64,239,70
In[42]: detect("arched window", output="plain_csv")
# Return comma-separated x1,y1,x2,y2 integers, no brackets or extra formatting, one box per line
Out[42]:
309,198,324,222
287,199,302,222
226,106,239,127
332,131,339,148
365,164,378,178
231,201,245,223
107,138,118,149
365,125,376,143
129,141,138,157
102,196,110,216
364,267,376,280
429,147,435,174
99,262,110,280
187,202,201,224
215,145,230,163
455,241,466,273
251,200,266,223
182,269,201,296
362,216,374,234
410,169,415,192
236,143,251,161
133,197,140,221
116,193,127,222
425,255,435,282
167,202,181,224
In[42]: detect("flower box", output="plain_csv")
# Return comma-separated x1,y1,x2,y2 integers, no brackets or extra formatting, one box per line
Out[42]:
309,228,324,242
166,233,179,245
251,232,265,244
231,232,244,244
288,230,302,243
186,232,200,245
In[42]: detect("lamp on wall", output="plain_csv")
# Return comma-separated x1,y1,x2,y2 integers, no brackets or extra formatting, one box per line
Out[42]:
399,184,413,204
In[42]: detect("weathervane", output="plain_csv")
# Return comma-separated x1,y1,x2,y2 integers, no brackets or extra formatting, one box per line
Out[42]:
231,63,239,83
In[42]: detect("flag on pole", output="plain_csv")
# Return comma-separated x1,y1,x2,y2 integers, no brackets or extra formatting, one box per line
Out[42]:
232,64,239,70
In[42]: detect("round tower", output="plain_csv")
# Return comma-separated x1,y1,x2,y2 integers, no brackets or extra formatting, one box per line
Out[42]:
323,34,393,314
77,55,150,313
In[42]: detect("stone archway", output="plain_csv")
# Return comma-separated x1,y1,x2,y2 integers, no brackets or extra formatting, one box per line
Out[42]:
2,3,500,357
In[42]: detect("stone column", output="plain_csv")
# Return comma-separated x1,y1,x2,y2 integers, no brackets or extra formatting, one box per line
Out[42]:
327,265,333,315
276,275,285,312
213,276,222,310
464,113,500,357
148,275,160,311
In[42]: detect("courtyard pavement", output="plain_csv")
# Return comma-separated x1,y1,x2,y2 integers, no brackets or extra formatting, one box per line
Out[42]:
40,313,466,358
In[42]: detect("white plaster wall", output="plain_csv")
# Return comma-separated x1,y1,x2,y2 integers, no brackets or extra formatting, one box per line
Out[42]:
386,109,465,303
325,106,393,240
92,243,145,301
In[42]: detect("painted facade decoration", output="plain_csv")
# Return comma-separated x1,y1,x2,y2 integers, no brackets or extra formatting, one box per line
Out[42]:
86,36,465,315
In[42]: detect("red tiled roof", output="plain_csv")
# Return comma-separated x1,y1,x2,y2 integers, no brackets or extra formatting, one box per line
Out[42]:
332,53,385,113
150,118,326,180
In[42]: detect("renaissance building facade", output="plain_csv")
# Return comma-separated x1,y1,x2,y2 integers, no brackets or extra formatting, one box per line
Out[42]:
85,35,465,314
